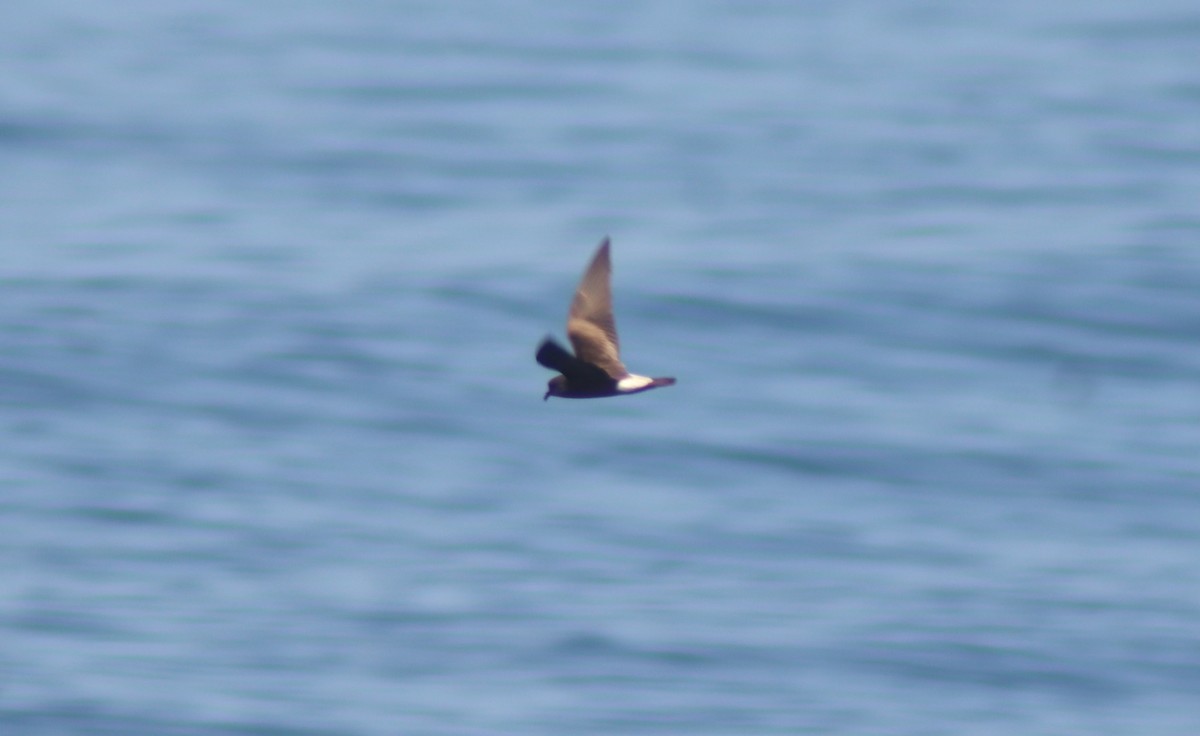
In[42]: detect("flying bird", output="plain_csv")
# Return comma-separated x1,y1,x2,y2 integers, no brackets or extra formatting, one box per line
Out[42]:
536,238,676,400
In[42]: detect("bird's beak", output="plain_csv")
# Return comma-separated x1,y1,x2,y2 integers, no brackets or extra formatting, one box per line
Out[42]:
543,391,551,401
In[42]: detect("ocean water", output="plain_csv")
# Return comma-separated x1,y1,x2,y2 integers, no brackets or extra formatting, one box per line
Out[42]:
2,1,1200,734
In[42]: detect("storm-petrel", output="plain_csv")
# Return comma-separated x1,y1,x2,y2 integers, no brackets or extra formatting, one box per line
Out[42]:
536,238,676,400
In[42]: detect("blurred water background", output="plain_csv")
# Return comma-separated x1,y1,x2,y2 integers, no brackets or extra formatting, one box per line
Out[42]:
2,1,1200,734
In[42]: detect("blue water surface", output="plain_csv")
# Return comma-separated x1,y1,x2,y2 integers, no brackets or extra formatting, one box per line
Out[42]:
2,1,1200,734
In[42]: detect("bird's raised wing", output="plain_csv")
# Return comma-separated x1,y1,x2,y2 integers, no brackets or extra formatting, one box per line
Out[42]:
567,238,627,378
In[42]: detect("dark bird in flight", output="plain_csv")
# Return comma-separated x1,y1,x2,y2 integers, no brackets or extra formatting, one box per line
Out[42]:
536,238,676,400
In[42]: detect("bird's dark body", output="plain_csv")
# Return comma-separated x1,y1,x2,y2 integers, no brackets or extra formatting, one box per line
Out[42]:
536,338,617,398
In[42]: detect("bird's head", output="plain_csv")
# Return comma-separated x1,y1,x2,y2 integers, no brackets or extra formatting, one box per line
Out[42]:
544,375,567,401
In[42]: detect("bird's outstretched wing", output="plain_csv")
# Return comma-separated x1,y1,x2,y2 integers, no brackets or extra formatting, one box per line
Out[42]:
535,337,615,387
567,238,627,378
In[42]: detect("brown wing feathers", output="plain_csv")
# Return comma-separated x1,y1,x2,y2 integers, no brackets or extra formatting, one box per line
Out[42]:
567,238,627,378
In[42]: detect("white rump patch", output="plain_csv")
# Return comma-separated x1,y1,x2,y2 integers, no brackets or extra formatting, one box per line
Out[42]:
616,374,654,392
